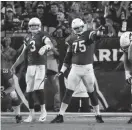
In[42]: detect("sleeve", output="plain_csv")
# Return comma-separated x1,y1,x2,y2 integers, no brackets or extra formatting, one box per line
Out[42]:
63,42,72,65
42,32,53,50
89,31,97,41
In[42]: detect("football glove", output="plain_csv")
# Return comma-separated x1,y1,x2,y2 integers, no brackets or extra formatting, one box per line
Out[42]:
54,72,63,80
38,45,51,55
38,46,47,55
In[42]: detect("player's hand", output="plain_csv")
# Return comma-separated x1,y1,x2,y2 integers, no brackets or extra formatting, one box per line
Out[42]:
38,46,47,55
54,72,63,80
10,65,16,75
126,77,132,85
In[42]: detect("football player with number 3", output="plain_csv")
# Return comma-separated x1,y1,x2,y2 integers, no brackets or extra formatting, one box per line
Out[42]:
50,18,104,123
120,31,132,124
11,17,53,122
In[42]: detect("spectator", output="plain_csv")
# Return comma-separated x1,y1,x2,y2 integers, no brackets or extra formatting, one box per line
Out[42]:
83,12,96,31
105,16,116,37
21,14,30,30
1,2,5,19
22,1,33,19
58,3,68,19
32,1,46,12
127,2,132,31
68,2,83,24
1,7,21,31
14,3,23,20
80,1,93,13
52,12,70,38
95,17,109,37
34,4,48,30
46,39,61,112
47,3,59,34
118,9,128,36
1,37,16,69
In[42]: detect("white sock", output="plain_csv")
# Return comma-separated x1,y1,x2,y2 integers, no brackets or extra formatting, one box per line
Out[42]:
29,109,35,116
40,104,46,113
12,105,20,115
59,102,68,116
93,105,100,116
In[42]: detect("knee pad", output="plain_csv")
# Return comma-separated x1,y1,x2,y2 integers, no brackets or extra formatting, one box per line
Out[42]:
63,89,74,104
10,91,18,99
12,98,21,106
88,90,98,106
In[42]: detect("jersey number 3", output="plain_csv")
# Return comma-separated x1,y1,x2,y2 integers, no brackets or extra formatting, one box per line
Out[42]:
73,40,86,53
30,40,36,52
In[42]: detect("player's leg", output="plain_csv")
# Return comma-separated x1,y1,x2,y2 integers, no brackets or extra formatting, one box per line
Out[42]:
82,65,104,123
34,65,47,122
128,84,132,123
24,66,36,122
10,90,22,123
47,70,61,112
2,70,22,123
51,67,81,123
94,76,109,110
128,117,132,124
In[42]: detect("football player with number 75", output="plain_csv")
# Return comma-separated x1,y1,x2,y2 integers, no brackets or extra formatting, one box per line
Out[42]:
50,18,104,124
10,17,53,123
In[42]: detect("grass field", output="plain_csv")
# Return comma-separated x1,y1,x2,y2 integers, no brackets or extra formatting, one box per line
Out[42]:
1,112,132,130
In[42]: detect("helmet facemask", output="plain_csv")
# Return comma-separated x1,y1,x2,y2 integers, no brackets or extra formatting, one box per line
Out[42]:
29,24,41,33
28,17,41,33
73,25,84,35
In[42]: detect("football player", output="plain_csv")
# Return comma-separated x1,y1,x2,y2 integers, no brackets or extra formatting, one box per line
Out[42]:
11,17,53,122
50,18,104,123
1,37,22,123
120,31,132,124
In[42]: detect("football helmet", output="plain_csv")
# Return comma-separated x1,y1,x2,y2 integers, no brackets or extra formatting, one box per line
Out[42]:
28,17,41,33
71,18,85,35
120,31,132,52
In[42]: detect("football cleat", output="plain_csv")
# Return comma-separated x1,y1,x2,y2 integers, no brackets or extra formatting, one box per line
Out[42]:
95,115,104,123
23,114,35,123
38,111,47,122
15,115,22,123
50,114,64,123
128,117,132,124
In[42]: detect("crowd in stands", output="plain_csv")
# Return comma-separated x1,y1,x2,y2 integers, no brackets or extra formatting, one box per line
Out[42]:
1,1,132,38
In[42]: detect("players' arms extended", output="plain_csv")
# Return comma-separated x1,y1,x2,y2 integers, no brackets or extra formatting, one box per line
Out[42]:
10,44,26,73
38,37,53,55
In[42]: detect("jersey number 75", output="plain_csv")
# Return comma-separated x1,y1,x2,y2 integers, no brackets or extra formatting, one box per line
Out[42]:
73,40,86,53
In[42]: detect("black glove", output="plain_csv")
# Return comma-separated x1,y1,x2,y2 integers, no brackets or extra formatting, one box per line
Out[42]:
54,72,63,80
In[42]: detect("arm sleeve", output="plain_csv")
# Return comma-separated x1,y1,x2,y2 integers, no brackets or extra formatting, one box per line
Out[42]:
63,44,72,65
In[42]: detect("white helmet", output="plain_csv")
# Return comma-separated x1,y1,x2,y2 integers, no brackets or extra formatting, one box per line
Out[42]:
71,18,85,35
120,31,132,52
28,17,41,33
